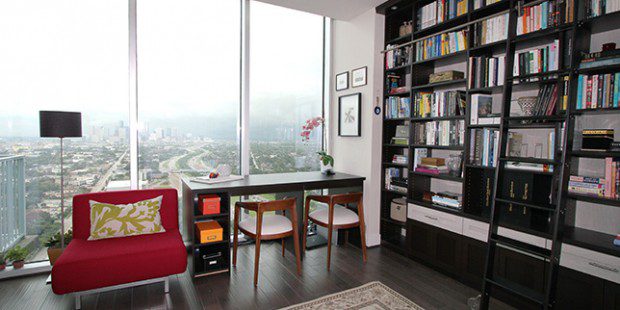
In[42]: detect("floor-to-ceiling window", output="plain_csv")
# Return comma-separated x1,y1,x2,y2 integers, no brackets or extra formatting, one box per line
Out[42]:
0,0,326,267
0,0,129,263
249,2,325,175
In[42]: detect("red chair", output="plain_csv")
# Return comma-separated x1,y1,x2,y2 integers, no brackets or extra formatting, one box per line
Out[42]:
52,189,187,309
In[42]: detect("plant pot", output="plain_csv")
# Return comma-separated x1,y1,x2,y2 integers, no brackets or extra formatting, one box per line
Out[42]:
12,260,24,269
0,264,5,271
320,162,334,175
48,247,64,265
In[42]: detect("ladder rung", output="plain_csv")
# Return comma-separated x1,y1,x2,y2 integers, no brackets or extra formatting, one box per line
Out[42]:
499,157,559,165
485,276,545,305
495,197,555,211
490,234,552,259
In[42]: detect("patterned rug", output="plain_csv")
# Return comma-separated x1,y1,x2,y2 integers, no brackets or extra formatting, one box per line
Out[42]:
281,281,423,310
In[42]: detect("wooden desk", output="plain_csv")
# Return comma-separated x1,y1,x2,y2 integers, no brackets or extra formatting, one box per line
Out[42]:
182,171,365,277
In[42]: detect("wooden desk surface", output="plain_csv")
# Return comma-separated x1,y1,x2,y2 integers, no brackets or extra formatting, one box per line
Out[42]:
182,171,365,196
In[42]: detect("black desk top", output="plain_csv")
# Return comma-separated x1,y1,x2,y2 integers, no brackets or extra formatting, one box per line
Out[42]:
182,171,365,195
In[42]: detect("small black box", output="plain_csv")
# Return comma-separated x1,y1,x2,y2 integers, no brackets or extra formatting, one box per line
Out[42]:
582,129,614,151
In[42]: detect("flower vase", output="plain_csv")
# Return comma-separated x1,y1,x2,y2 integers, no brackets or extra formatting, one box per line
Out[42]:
320,162,333,175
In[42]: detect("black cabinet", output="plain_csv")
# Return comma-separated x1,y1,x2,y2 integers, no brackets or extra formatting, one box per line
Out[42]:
406,219,619,310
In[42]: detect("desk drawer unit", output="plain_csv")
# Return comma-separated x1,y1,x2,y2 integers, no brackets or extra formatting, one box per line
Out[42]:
561,244,620,284
408,203,463,234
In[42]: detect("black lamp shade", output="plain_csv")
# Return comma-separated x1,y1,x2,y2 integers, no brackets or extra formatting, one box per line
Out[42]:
39,111,82,138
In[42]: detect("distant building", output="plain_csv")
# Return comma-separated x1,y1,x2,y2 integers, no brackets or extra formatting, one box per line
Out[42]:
105,180,148,191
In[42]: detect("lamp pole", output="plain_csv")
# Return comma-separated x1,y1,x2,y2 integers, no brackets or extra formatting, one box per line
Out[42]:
60,137,65,248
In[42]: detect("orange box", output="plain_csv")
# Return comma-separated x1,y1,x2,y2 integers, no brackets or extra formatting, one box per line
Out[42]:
195,221,223,244
199,194,221,215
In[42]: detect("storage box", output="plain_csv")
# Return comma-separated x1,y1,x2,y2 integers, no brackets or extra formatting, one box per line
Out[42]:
429,70,465,84
195,221,223,244
199,194,221,215
390,198,407,222
582,129,614,151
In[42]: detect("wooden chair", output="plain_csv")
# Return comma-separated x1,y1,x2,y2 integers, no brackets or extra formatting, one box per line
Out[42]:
302,193,367,270
232,198,302,286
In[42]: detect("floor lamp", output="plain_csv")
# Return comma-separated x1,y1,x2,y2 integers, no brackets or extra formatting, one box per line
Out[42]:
39,111,82,248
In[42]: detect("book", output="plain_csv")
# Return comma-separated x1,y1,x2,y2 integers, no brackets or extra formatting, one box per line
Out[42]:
576,73,620,109
516,1,567,36
415,29,468,61
470,128,499,167
413,120,465,147
385,96,411,119
421,157,446,166
413,148,428,170
513,40,559,76
586,0,620,18
472,13,509,46
469,56,505,89
413,90,466,118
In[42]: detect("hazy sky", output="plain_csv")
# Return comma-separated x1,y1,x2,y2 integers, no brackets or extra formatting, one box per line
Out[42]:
0,0,323,140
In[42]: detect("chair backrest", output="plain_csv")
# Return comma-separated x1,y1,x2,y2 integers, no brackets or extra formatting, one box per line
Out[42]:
331,192,363,205
72,188,179,240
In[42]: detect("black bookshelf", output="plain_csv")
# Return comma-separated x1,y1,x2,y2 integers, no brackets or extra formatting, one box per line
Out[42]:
379,0,620,308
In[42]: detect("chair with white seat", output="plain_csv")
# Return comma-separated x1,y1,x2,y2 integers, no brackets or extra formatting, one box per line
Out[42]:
302,193,367,270
233,198,302,286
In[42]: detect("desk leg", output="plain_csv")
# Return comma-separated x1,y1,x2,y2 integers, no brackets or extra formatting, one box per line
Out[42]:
275,191,305,260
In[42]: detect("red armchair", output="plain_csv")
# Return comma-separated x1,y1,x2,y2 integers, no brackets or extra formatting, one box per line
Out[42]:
52,189,187,308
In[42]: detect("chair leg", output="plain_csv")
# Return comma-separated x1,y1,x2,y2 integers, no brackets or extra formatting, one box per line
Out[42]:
326,224,333,271
164,277,170,293
281,238,285,257
358,200,368,263
291,202,302,276
233,205,240,267
254,237,261,287
74,295,81,309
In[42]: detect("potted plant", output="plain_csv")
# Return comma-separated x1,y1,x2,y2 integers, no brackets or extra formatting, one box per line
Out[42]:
6,246,28,269
317,151,334,175
45,230,72,265
0,252,5,271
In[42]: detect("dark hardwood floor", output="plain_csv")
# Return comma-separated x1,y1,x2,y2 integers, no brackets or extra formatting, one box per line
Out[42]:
0,242,513,309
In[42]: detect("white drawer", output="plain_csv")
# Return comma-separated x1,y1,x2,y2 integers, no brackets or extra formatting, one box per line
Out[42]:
497,226,549,249
462,218,489,242
561,244,620,284
408,203,463,234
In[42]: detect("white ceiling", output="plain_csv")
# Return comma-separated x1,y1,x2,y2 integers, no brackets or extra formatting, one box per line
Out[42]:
255,0,388,21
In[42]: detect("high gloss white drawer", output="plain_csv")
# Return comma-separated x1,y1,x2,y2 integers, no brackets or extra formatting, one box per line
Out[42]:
561,244,620,284
462,218,489,242
408,203,463,234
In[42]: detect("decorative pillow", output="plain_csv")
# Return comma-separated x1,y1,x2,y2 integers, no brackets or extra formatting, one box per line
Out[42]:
88,195,166,240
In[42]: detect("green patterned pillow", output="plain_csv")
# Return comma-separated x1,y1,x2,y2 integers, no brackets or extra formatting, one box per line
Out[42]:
88,195,166,240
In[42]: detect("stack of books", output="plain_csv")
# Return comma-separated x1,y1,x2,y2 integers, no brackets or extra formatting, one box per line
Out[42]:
470,128,499,167
385,96,411,119
414,120,465,146
412,91,466,118
392,154,408,165
569,175,605,197
386,73,412,95
576,73,620,109
391,125,410,145
417,0,468,30
513,40,559,76
470,94,500,125
415,157,448,174
473,0,501,10
580,49,620,69
468,56,505,89
385,168,408,194
516,1,563,36
385,45,412,69
431,191,463,209
604,157,620,198
472,13,509,46
505,161,554,173
586,0,620,18
415,29,468,62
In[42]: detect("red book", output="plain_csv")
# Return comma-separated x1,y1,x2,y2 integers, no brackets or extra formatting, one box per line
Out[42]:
415,167,441,175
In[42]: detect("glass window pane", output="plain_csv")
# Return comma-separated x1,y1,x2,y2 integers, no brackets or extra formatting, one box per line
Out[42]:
137,0,242,238
0,0,129,263
249,2,324,174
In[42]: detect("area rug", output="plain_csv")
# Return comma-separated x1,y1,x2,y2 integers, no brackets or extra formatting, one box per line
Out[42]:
281,281,423,310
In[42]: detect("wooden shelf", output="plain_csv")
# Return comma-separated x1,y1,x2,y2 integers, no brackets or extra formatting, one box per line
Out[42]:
412,50,468,65
572,108,620,115
384,143,410,148
566,193,620,207
193,240,229,247
386,63,411,71
408,199,463,216
469,40,507,53
411,115,465,121
381,217,406,227
195,213,230,221
564,226,620,258
385,91,411,96
468,85,503,93
411,79,466,90
570,150,620,158
508,70,569,81
386,33,412,44
411,171,463,182
384,117,411,122
383,162,409,167
382,188,408,195
412,14,468,38
511,24,572,43
577,63,620,75
499,156,559,165
411,144,464,150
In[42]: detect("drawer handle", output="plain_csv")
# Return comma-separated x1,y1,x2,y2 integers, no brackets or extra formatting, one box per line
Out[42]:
588,262,619,273
424,215,438,221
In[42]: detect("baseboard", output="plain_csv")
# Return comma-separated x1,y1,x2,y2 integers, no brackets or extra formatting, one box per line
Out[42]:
366,233,381,247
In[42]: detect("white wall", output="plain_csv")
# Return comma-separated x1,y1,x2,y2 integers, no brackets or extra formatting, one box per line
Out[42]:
328,8,384,246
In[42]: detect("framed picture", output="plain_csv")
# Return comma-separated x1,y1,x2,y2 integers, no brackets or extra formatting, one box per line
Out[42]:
335,71,349,91
351,66,367,87
338,93,361,137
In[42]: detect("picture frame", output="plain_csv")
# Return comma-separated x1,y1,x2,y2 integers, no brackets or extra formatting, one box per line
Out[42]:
338,93,361,137
351,66,367,87
335,71,349,91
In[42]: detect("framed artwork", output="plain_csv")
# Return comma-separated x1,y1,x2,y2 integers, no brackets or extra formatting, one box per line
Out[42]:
338,93,361,137
335,71,349,91
351,66,367,87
